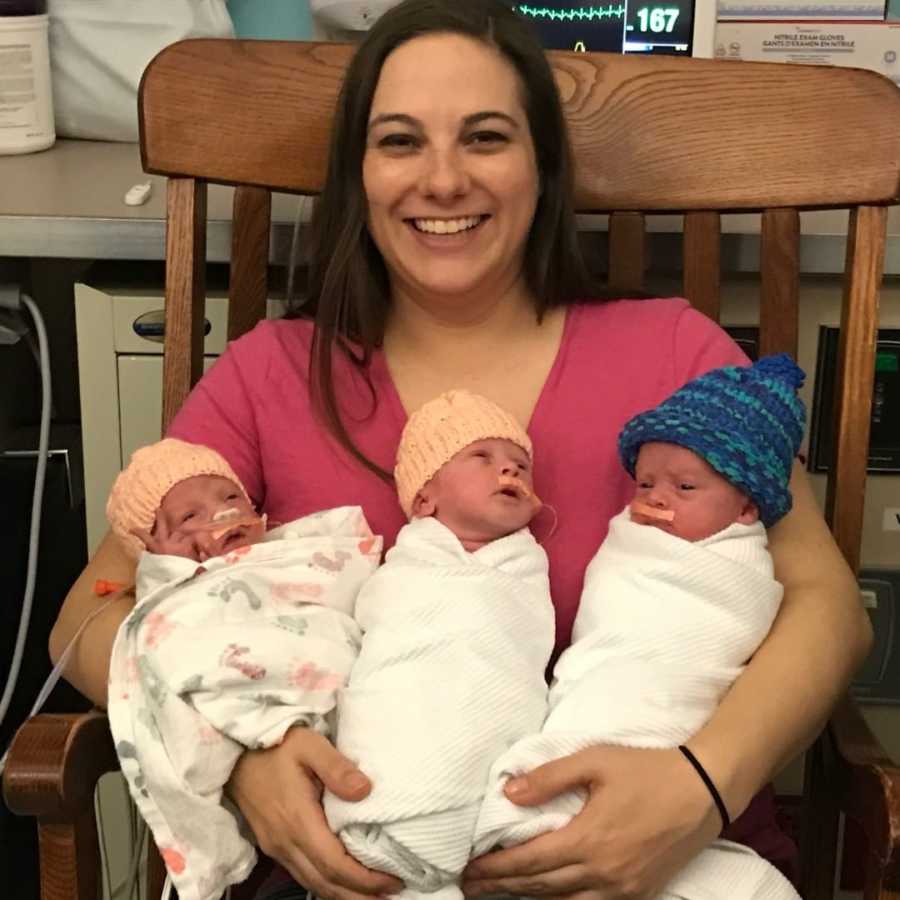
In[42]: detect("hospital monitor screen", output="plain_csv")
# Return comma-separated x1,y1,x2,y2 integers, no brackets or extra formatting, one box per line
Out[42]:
515,0,715,57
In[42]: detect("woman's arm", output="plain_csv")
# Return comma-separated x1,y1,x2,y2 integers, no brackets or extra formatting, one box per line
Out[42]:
48,529,137,708
688,460,872,818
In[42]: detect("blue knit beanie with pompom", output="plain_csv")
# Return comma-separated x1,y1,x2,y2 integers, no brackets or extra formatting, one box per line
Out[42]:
618,354,806,527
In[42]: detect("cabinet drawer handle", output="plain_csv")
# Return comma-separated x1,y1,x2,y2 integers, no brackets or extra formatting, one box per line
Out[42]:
133,310,212,343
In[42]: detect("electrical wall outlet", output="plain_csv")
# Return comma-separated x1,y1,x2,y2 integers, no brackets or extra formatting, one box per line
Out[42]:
853,569,900,703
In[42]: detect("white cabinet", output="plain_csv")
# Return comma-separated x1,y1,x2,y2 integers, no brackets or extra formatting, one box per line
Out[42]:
75,283,282,554
116,355,218,474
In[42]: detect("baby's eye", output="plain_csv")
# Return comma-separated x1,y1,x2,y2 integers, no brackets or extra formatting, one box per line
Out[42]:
473,450,489,459
679,483,695,491
182,512,195,523
226,493,239,501
637,480,652,489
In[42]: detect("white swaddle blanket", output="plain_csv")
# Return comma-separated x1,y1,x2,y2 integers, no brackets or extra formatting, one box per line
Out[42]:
108,506,382,900
474,508,798,900
324,516,554,899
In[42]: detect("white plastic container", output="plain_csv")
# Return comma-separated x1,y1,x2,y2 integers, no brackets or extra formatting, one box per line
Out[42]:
0,2,55,155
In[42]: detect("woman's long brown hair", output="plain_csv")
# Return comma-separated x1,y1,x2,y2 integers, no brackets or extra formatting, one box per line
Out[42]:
294,0,591,479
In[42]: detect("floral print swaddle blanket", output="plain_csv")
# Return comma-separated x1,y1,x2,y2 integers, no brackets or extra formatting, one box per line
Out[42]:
108,506,382,900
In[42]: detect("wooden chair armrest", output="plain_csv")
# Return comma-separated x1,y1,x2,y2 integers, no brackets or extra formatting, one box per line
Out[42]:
830,696,900,885
2,711,118,821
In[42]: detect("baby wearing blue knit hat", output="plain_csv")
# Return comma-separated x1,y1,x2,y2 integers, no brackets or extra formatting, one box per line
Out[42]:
475,355,805,900
618,353,807,539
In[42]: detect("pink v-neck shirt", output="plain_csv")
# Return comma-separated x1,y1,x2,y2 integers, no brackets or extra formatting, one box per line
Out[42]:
169,297,747,658
169,297,799,872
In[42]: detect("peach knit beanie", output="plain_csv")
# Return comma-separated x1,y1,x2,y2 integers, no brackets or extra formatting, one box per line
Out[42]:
106,438,249,559
395,389,532,518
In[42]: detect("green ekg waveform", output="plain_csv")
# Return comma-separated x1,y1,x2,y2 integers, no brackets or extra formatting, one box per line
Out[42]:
516,4,627,19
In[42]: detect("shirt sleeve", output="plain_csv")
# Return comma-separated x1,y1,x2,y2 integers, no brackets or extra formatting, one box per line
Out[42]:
670,305,751,387
166,331,265,508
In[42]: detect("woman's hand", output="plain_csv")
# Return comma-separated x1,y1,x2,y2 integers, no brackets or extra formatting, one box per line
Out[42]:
227,727,404,900
462,746,720,899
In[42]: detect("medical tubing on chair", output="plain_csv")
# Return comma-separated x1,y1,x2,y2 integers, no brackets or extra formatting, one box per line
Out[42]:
0,593,121,776
0,293,51,731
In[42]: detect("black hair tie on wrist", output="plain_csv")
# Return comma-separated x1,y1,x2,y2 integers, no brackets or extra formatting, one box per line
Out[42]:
678,745,731,830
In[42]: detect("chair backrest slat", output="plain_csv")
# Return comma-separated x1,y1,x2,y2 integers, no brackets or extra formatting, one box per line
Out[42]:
683,211,721,322
556,53,900,210
759,208,800,358
229,185,271,341
608,212,646,294
141,41,353,193
141,42,900,209
825,205,887,572
162,177,207,432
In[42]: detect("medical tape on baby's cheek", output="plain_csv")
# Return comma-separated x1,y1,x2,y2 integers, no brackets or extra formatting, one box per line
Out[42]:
192,514,266,541
630,500,675,522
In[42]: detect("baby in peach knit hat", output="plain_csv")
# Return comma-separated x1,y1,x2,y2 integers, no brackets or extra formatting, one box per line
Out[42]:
394,388,542,548
104,439,382,900
325,390,555,900
106,438,266,563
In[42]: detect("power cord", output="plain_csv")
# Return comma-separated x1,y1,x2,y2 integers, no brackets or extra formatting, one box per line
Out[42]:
0,285,51,732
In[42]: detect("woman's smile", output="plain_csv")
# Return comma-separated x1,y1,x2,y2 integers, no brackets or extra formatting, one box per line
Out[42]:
409,214,488,235
405,214,491,249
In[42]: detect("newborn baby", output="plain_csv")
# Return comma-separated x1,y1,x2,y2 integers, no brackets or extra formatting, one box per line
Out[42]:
105,439,381,900
324,390,554,900
475,354,807,900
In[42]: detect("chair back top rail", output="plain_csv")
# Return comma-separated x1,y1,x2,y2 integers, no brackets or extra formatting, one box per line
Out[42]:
140,39,900,210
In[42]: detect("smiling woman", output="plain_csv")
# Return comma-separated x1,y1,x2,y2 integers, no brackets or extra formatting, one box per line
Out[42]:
364,36,540,316
49,2,870,900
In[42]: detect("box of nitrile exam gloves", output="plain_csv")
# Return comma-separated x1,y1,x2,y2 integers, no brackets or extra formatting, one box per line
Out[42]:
716,0,885,19
715,22,900,86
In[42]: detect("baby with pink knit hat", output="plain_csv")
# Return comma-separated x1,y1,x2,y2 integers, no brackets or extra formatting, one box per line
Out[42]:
394,388,543,550
325,390,555,900
104,438,382,900
106,438,267,564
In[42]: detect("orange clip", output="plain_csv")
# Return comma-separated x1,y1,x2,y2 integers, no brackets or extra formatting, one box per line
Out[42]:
94,579,128,597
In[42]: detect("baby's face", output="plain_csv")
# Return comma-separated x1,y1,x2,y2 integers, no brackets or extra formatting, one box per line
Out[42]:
157,475,265,561
630,442,758,542
413,438,538,550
